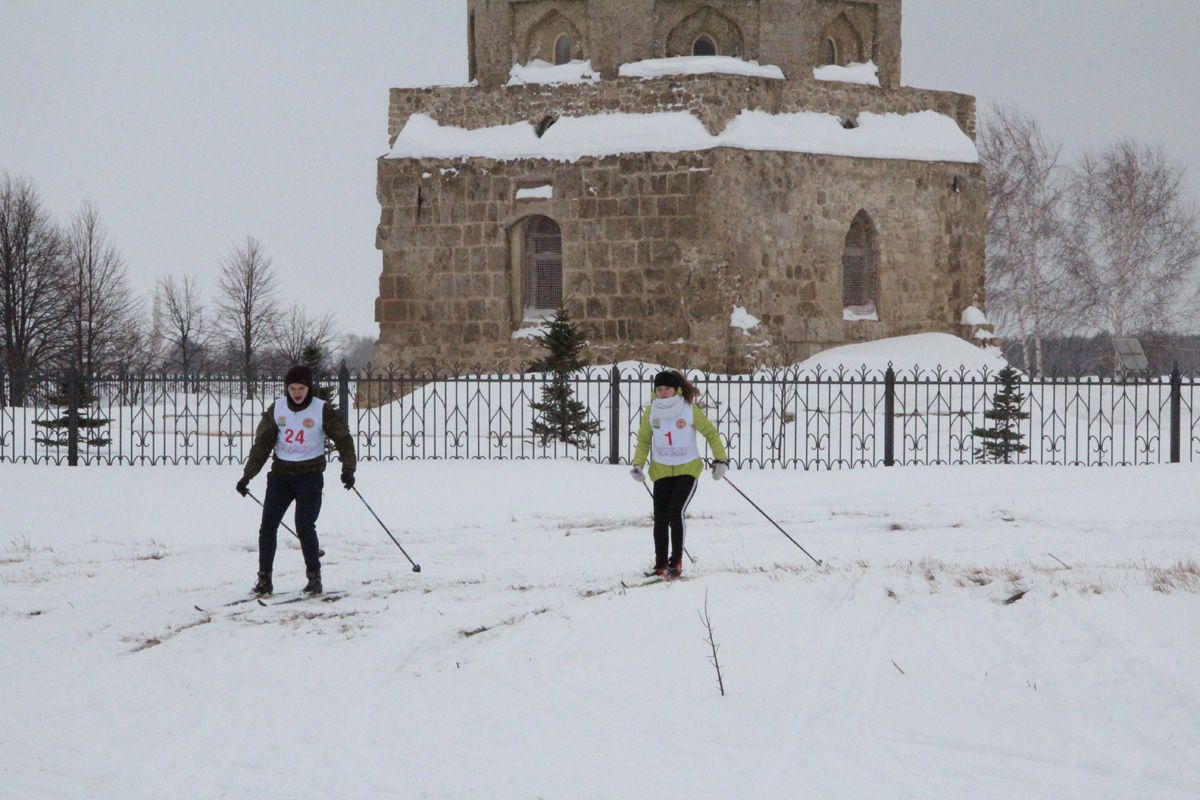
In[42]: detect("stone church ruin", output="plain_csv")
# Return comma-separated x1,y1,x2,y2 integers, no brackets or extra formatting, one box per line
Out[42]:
373,0,985,371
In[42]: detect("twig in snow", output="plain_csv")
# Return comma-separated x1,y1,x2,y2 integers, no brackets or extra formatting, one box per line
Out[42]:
1047,552,1072,570
698,589,725,696
891,659,906,675
1003,588,1029,605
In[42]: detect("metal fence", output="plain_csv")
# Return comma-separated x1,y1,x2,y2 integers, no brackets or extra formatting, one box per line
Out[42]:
2,363,1198,467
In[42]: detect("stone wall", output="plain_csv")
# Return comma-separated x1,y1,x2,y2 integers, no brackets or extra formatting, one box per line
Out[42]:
466,0,902,89
373,147,984,372
390,73,975,145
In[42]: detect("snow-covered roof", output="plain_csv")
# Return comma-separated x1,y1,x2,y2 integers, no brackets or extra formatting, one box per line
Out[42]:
389,110,978,164
620,56,785,81
507,59,599,86
813,61,880,87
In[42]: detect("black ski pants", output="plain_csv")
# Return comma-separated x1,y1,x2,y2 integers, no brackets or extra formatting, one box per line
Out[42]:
258,471,323,574
652,474,697,566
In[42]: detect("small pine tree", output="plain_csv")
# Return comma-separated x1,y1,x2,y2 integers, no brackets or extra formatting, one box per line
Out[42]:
972,366,1029,464
529,303,601,448
301,342,338,415
32,375,112,449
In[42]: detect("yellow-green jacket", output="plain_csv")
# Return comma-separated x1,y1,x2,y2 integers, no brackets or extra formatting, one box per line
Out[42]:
632,396,728,481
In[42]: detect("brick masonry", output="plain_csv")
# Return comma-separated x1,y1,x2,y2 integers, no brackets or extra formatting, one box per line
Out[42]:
373,0,986,372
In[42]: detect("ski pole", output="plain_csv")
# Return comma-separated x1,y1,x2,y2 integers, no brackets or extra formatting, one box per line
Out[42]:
352,487,422,572
721,476,822,567
246,490,325,557
639,480,696,564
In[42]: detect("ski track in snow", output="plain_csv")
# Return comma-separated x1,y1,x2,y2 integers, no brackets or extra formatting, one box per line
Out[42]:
2,460,1199,798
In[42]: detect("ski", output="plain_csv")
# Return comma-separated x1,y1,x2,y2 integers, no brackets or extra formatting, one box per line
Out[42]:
266,590,346,606
194,591,300,612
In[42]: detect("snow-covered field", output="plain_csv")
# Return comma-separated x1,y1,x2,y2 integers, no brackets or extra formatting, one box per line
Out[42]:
4,462,1199,797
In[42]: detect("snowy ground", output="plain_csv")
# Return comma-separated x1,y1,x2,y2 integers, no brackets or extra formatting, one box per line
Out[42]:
2,461,1199,799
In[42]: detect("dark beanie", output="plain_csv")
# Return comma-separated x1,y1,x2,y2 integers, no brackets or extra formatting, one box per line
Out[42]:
284,364,313,388
653,370,683,390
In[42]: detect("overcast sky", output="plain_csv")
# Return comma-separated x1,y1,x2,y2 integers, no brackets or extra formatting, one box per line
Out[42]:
1,0,1197,338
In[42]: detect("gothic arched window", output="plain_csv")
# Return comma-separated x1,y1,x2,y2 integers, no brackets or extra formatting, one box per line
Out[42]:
841,211,878,317
554,34,573,65
823,37,837,66
522,216,563,318
693,34,717,57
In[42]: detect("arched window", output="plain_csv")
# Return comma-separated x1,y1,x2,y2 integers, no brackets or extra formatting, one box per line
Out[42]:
554,34,573,65
823,37,837,66
693,34,717,57
841,211,878,317
522,216,562,318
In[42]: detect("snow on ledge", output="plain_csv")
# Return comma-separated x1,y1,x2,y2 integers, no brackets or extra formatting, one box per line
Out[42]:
730,306,761,333
813,61,880,87
516,185,553,200
388,110,978,164
620,56,785,81
508,59,599,86
795,333,1010,373
960,305,990,325
843,305,879,322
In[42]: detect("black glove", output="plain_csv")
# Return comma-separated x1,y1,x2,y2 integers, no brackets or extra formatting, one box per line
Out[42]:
341,470,355,491
236,476,250,496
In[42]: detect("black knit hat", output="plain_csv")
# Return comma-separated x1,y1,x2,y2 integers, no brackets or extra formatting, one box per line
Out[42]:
653,370,683,390
284,364,313,388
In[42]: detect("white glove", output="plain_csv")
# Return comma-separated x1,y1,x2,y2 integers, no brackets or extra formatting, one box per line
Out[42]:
711,460,728,481
630,465,646,483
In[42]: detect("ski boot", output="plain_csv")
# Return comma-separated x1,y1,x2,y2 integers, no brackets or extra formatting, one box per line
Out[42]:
251,571,273,597
666,557,683,579
303,570,323,596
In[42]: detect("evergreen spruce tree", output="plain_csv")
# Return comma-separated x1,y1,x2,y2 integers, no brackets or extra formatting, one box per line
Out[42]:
32,374,112,450
972,366,1029,463
300,342,338,413
529,303,601,448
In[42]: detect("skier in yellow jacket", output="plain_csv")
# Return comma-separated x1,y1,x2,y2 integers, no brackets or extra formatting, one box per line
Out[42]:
630,369,729,578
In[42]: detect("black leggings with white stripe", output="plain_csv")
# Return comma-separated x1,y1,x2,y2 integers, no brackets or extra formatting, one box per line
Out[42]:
652,474,697,566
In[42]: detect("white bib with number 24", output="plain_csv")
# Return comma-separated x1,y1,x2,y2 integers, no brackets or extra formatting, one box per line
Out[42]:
273,397,326,461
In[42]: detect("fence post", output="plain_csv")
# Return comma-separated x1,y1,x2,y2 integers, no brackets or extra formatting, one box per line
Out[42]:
338,362,351,427
0,363,5,409
883,366,895,467
609,365,621,465
67,367,80,467
1170,364,1182,464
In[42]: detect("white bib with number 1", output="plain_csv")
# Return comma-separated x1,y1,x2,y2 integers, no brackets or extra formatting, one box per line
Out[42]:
650,395,697,466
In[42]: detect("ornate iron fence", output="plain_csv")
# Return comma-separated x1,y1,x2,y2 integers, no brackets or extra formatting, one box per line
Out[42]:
1,363,1197,467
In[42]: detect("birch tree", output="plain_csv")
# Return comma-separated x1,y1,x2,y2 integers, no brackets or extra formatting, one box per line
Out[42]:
1064,141,1200,340
978,106,1074,375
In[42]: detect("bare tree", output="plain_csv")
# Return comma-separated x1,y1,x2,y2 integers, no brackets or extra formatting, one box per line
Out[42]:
1064,141,1200,340
331,332,378,371
63,202,137,375
214,235,279,387
270,304,337,369
155,274,208,378
978,105,1075,375
0,174,67,401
